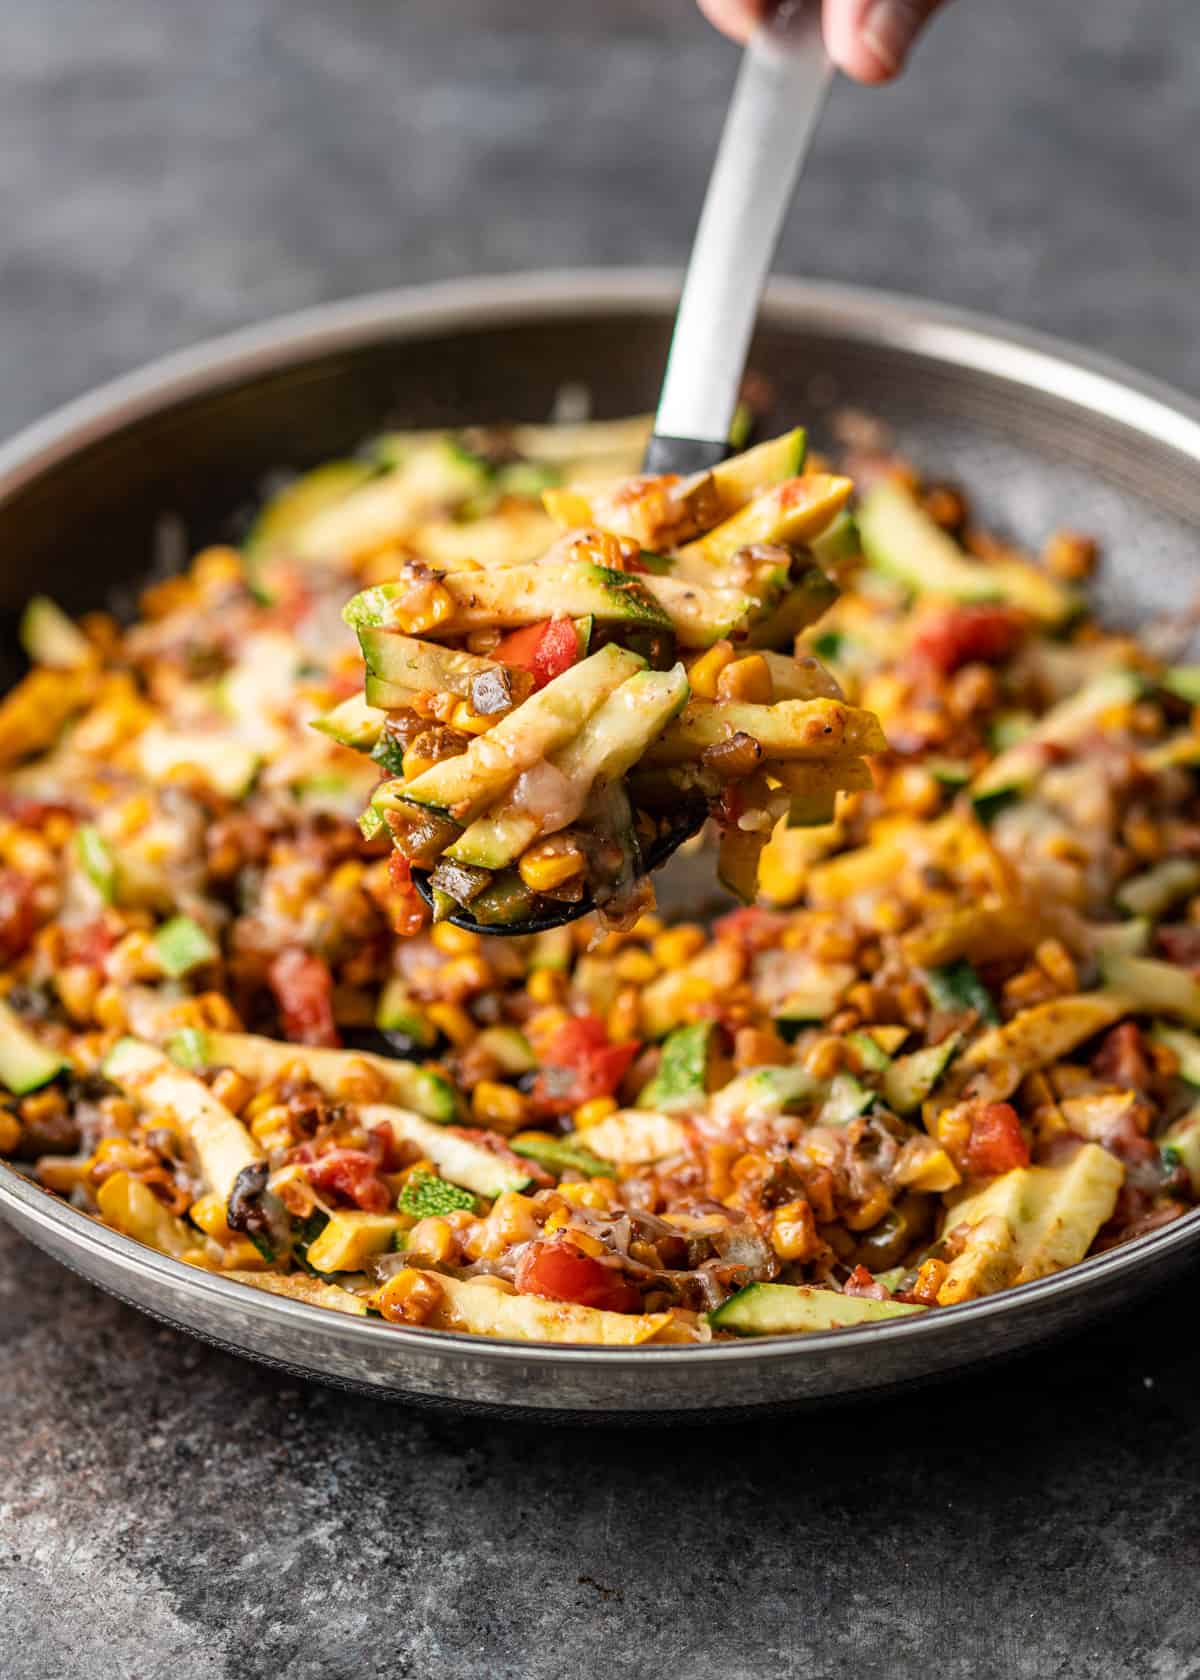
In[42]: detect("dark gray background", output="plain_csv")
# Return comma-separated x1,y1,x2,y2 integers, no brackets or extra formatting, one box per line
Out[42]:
3,2,1200,1677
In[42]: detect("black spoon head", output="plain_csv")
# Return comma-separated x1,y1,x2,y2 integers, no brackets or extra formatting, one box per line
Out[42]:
410,802,709,937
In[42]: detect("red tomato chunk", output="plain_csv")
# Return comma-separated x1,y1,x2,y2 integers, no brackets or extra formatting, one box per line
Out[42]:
530,1015,640,1115
305,1148,391,1212
911,605,1026,676
965,1102,1030,1178
268,947,340,1047
514,1239,641,1313
494,618,578,690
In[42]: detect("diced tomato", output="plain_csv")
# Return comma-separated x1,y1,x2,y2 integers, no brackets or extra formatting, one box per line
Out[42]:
842,1263,889,1300
965,1102,1030,1178
384,849,428,935
910,605,1027,677
63,916,116,968
1092,1021,1152,1092
713,905,790,953
1156,924,1200,969
530,1015,640,1116
0,792,76,823
514,1239,641,1313
268,947,340,1047
368,1122,405,1174
306,1148,391,1213
494,618,579,690
0,870,36,964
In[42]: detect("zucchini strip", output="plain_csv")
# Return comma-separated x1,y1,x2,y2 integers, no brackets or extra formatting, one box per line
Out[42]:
374,644,645,823
445,665,689,870
644,698,887,767
168,1029,459,1123
103,1038,262,1204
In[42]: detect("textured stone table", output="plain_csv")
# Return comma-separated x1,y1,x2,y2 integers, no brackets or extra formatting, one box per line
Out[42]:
3,1,1200,1676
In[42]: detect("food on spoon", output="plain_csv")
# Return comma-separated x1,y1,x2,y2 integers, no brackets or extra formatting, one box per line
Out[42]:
329,432,878,927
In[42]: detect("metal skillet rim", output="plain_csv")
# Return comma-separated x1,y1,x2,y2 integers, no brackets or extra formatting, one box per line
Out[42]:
3,1161,1198,1369
1,267,1199,1379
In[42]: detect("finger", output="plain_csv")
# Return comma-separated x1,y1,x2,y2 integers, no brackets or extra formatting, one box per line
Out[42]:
822,0,950,83
696,0,768,46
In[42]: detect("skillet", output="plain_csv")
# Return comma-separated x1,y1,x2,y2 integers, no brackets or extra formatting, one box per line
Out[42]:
2,270,1198,1419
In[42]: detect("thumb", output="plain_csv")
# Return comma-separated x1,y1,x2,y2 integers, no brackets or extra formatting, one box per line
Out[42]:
823,0,952,82
695,0,766,46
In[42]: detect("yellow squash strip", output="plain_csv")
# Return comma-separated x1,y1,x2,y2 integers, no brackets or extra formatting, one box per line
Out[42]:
426,1273,672,1345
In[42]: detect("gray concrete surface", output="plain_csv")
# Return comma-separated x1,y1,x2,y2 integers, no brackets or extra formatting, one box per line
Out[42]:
3,1,1200,1675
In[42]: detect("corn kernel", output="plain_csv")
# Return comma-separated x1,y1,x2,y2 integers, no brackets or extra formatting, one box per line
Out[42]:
902,1146,961,1193
607,985,640,1044
332,1058,389,1105
651,925,707,970
449,701,496,736
393,582,455,637
525,1006,569,1050
716,653,773,705
933,1104,973,1156
557,1179,615,1210
1042,530,1097,581
198,991,242,1031
543,1207,569,1238
1035,938,1078,993
328,859,366,897
518,843,586,893
244,1085,282,1122
527,968,566,1007
438,954,493,1000
210,1068,253,1115
556,1225,606,1257
402,741,442,781
574,1095,618,1130
250,1104,294,1149
912,1256,949,1305
770,1199,819,1261
802,1035,844,1081
0,1112,20,1154
688,639,736,699
426,1001,475,1047
465,1190,538,1260
36,1154,89,1192
472,1080,529,1133
189,1192,233,1240
219,1237,270,1271
57,963,100,1025
93,985,129,1033
432,922,481,957
106,930,162,985
191,545,244,590
734,1027,788,1070
405,1216,457,1264
614,947,658,985
632,914,664,939
375,1267,445,1325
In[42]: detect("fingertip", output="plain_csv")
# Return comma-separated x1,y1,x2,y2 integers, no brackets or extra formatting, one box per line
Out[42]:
829,40,898,82
696,0,765,47
824,0,915,84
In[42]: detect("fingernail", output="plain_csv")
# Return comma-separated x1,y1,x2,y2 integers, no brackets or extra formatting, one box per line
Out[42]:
859,0,914,74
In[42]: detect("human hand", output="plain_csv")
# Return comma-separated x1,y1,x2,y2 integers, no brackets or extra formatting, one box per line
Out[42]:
696,0,952,83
